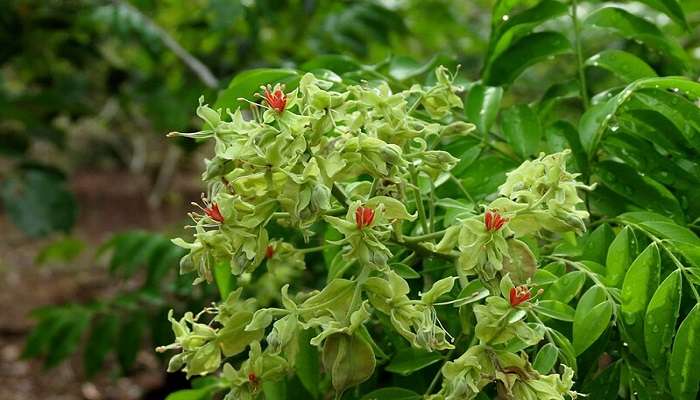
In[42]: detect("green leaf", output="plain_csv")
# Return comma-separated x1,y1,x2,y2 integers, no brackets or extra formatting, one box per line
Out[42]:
1,169,77,237
215,68,299,111
213,261,234,300
594,161,684,223
487,0,568,64
455,279,490,306
262,380,287,400
579,77,700,156
549,328,577,371
645,270,682,370
620,243,660,358
361,388,421,400
295,329,321,399
574,288,612,355
385,347,442,375
388,55,446,82
584,7,688,69
542,271,586,304
35,237,85,265
45,308,92,368
583,224,616,265
390,263,420,279
84,314,119,378
483,31,572,86
457,155,518,200
606,226,637,287
534,300,575,322
626,89,700,151
118,311,147,372
466,84,503,134
533,343,559,374
301,55,363,74
546,120,588,174
670,304,700,400
634,0,688,30
501,104,542,159
585,50,657,82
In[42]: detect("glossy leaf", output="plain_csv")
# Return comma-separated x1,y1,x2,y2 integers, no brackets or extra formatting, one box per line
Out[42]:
620,243,660,357
487,0,568,64
534,300,575,322
583,224,616,265
501,104,542,158
574,287,612,355
579,77,700,156
645,270,682,370
296,329,321,398
635,0,688,30
466,83,503,134
215,68,299,111
385,347,442,375
533,343,559,374
483,31,572,86
585,49,657,82
606,226,637,287
542,271,586,304
584,7,688,69
594,160,684,222
670,304,700,400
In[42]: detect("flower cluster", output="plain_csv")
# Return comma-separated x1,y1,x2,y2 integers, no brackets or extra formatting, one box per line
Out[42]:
161,67,589,399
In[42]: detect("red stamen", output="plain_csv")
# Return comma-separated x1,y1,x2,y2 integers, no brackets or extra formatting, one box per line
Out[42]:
509,285,531,307
355,206,375,229
205,203,224,223
484,210,507,232
265,245,275,259
262,84,287,113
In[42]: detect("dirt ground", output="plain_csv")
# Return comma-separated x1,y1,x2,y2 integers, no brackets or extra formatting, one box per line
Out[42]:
0,170,199,400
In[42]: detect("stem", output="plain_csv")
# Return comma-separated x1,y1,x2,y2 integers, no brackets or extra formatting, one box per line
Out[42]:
424,333,464,396
331,182,350,207
429,180,436,232
571,0,589,109
112,0,218,89
409,164,430,234
298,245,329,254
404,229,449,243
390,239,456,262
449,174,474,204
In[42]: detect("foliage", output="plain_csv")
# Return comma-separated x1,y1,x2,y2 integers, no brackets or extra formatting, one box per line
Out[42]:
156,0,700,399
23,231,215,377
16,0,700,399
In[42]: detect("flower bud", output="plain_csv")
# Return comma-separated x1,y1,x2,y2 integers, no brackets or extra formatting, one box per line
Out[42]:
261,84,287,113
484,210,507,232
205,203,225,223
509,285,531,307
355,206,375,229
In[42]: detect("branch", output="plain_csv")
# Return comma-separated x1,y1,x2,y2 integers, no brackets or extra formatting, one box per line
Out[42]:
111,0,219,89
